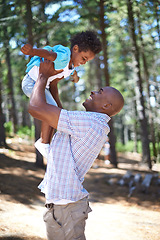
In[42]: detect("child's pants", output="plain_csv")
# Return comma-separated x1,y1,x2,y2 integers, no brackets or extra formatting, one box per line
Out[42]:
21,74,57,106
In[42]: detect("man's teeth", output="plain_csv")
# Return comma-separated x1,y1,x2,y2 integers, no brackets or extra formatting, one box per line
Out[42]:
88,96,92,100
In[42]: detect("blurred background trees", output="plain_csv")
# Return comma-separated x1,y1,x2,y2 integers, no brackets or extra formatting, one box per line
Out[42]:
0,0,159,168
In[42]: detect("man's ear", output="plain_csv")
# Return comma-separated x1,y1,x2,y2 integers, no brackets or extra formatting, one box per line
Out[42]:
73,45,79,52
102,103,112,111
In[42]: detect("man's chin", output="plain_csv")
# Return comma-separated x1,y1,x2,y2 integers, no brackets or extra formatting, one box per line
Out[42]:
82,101,87,110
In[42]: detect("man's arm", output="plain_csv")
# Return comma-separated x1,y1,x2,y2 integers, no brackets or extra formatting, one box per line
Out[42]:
28,59,61,129
21,44,57,62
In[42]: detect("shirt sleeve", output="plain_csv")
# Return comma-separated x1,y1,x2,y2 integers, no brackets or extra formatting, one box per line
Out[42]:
26,45,71,72
44,45,71,70
57,109,93,138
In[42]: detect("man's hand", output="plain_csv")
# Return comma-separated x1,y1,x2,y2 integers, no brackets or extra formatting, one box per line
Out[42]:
21,43,34,55
39,59,64,80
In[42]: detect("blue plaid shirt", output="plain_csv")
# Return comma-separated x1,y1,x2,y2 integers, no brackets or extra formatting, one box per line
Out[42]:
38,110,110,202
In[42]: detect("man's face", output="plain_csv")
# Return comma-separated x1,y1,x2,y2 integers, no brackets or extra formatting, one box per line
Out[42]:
83,87,110,113
71,45,95,67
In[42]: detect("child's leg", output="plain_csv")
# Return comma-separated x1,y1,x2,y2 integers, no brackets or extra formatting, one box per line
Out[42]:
41,88,57,143
35,88,58,158
22,75,56,158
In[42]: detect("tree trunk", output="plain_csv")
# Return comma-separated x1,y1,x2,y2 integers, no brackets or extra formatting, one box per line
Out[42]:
127,0,152,169
26,0,34,46
4,37,18,133
136,2,157,158
34,119,44,167
99,0,110,86
133,99,138,153
25,0,44,166
2,0,18,134
99,0,117,167
153,0,160,42
0,78,7,147
94,55,103,89
22,100,31,128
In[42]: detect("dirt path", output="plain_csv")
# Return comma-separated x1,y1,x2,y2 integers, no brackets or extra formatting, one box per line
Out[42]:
0,139,160,240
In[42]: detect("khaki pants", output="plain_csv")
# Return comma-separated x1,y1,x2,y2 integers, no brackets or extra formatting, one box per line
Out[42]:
43,197,92,240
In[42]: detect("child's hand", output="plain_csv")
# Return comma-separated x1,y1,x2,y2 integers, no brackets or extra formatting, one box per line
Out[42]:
21,43,34,55
71,70,80,83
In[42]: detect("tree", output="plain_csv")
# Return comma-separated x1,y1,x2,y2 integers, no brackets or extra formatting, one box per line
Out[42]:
0,73,7,147
127,0,152,168
99,0,118,167
136,1,157,159
1,0,18,133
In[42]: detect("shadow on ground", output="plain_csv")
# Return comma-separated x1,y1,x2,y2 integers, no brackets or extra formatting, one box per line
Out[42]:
0,151,45,206
0,143,160,209
0,236,45,240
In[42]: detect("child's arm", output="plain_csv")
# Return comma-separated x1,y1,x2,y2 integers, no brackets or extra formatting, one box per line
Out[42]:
21,43,57,62
49,78,64,109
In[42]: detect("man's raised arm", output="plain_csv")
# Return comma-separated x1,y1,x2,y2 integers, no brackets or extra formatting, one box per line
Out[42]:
28,59,62,129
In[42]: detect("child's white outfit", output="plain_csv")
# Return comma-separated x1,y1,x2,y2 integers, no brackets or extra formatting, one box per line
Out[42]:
22,45,75,101
21,45,75,157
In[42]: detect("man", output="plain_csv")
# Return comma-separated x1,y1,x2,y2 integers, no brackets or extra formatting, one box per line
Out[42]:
28,59,124,240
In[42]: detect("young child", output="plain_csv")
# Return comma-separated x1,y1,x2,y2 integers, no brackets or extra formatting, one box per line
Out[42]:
21,30,102,157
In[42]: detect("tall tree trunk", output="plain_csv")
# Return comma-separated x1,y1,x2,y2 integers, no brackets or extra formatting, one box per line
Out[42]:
26,0,33,46
25,0,44,166
94,55,103,89
127,0,152,169
136,2,157,159
0,77,7,147
99,0,117,167
2,0,18,133
133,99,138,153
153,0,160,43
22,100,31,128
34,119,44,167
4,35,18,133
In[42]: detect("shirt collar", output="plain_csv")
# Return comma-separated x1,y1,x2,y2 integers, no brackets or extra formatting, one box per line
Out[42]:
91,112,111,124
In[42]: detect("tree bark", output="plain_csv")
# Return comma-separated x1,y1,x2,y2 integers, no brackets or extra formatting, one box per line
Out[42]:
0,78,7,147
26,0,34,46
136,2,157,159
4,35,18,133
25,0,44,166
127,0,152,169
34,119,44,167
99,0,117,167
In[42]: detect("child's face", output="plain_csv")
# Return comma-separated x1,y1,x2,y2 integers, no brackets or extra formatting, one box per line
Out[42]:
71,45,95,67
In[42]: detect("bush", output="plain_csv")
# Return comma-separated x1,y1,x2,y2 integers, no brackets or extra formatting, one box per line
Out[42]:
4,121,14,136
17,125,35,139
116,141,142,153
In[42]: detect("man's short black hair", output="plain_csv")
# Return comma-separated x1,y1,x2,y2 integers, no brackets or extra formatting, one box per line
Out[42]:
70,31,102,54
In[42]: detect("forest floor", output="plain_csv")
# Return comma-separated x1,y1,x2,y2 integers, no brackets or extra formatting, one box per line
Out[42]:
0,137,160,240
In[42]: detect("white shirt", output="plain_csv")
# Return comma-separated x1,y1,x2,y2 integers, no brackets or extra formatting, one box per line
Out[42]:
28,63,74,88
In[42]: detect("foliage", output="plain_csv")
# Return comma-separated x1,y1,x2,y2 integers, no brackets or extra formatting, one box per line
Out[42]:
17,125,35,139
116,141,142,153
4,121,14,136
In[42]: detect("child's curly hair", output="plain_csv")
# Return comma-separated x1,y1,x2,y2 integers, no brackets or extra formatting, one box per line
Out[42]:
70,31,102,54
